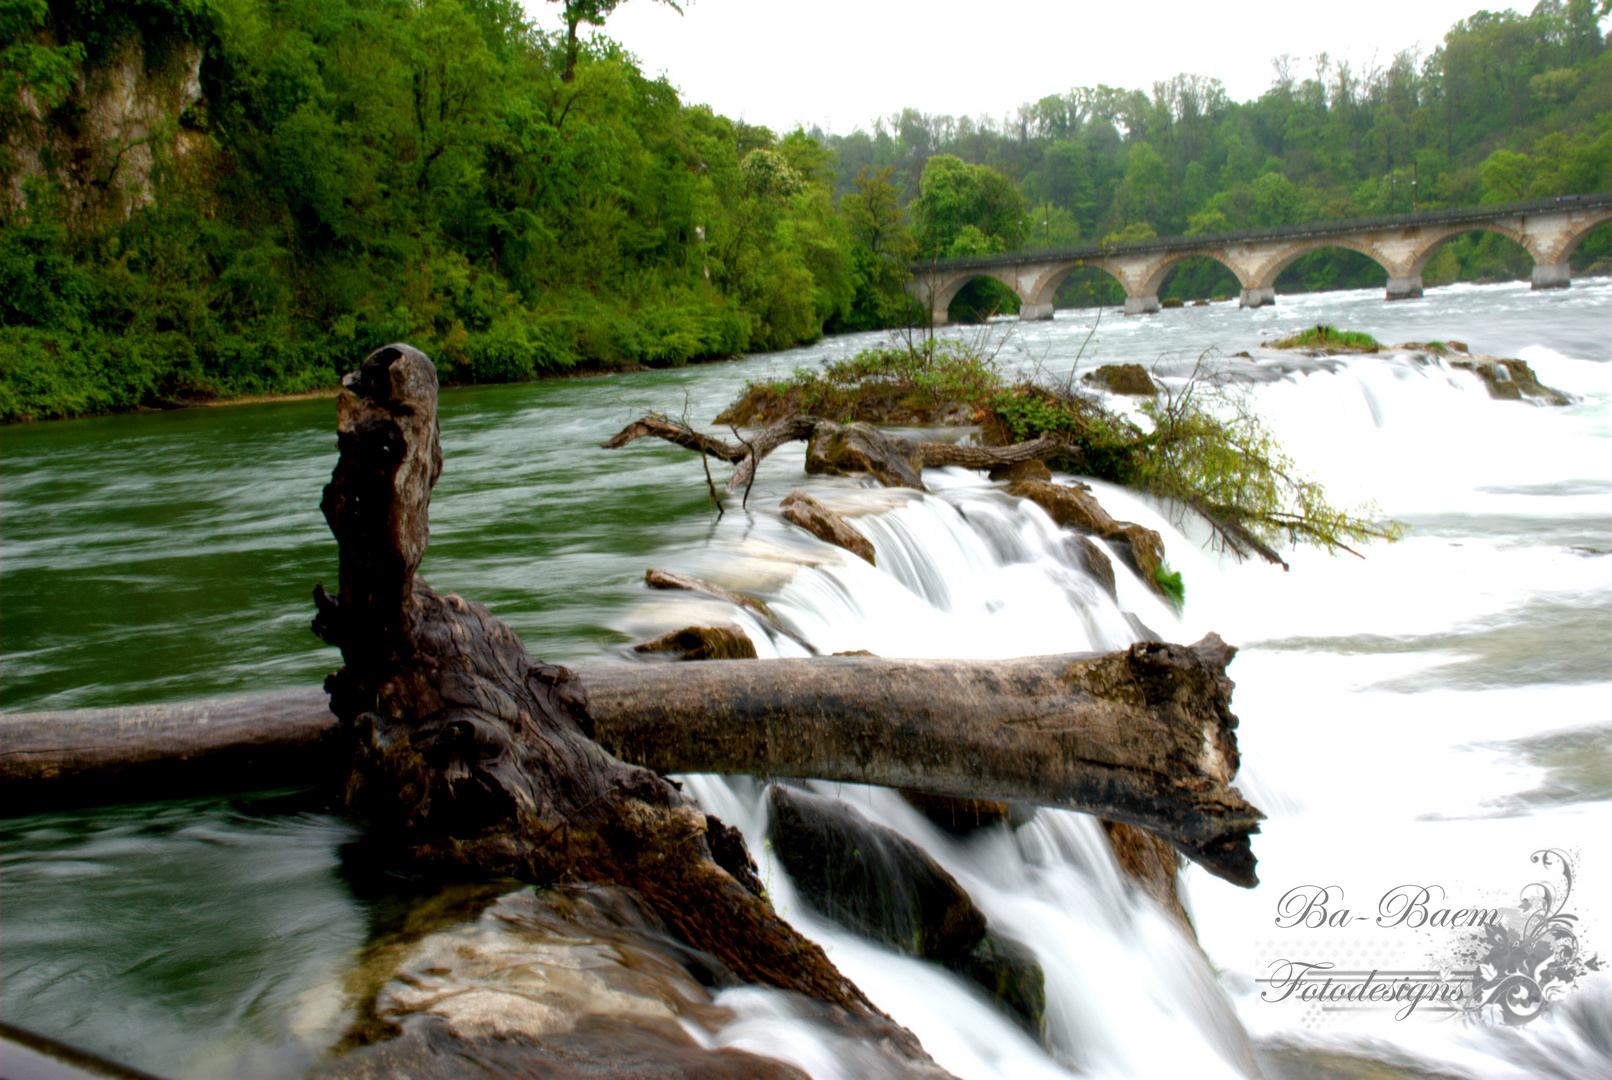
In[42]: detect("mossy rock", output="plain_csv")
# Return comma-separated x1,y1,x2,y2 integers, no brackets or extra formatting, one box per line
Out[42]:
1081,364,1159,396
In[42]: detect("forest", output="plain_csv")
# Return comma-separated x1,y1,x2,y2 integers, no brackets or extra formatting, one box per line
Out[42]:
1,0,1608,420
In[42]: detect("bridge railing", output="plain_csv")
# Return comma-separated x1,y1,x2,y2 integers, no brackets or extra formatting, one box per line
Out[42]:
911,191,1612,273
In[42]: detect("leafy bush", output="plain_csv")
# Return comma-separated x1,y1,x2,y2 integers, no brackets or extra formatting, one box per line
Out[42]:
1268,325,1380,352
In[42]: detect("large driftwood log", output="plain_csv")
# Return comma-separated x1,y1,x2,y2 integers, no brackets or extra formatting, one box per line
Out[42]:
0,640,1263,886
304,344,894,1024
602,412,1063,493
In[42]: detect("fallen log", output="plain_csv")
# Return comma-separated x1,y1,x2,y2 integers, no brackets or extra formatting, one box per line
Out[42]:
602,412,1064,494
1,637,1262,886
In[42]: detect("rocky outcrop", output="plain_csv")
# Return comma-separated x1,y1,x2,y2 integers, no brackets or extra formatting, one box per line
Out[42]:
633,625,758,661
1082,364,1160,396
1395,342,1571,405
1008,479,1168,595
781,489,876,564
1450,357,1572,406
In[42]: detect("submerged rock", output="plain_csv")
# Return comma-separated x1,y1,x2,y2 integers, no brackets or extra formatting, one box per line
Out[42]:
805,422,926,489
781,489,876,565
1069,535,1117,601
768,785,985,961
633,625,758,661
767,786,1047,1037
944,933,1046,1041
1082,363,1160,396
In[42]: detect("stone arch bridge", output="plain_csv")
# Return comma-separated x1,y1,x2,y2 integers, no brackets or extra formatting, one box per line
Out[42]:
909,193,1612,324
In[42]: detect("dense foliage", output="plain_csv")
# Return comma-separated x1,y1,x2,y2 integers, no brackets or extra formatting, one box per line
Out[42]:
822,0,1612,304
0,0,884,420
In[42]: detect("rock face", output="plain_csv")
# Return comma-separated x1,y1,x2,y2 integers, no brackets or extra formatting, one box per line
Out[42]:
805,422,926,489
5,35,207,222
781,489,876,565
633,625,758,661
1083,364,1160,396
1008,479,1168,595
768,785,1046,1036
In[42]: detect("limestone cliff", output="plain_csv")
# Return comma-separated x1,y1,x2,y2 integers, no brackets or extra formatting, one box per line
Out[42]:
4,33,206,223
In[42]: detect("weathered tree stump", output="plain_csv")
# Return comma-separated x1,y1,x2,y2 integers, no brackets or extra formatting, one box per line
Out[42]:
306,344,902,1030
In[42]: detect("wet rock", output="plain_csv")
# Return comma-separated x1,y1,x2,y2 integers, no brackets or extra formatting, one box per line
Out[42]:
1069,536,1116,601
1161,297,1185,309
943,933,1046,1040
767,786,1048,1037
634,625,758,661
986,458,1053,483
316,886,814,1080
781,489,876,565
767,785,986,961
1082,363,1160,396
899,790,1011,835
1112,521,1165,583
805,422,926,489
1009,480,1168,596
1450,356,1571,406
1008,479,1115,534
1100,820,1191,932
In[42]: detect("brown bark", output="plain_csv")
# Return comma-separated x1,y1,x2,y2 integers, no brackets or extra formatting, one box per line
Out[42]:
0,641,1263,886
585,637,1261,887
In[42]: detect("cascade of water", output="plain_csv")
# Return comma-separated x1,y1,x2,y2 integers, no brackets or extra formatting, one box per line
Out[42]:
660,332,1610,1080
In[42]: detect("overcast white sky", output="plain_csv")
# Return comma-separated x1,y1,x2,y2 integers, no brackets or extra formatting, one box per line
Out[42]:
521,1,1529,134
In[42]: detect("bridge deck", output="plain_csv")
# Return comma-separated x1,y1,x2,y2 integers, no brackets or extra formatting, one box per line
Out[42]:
916,192,1612,272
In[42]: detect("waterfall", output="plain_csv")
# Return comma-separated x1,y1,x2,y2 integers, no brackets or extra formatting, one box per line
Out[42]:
653,326,1611,1080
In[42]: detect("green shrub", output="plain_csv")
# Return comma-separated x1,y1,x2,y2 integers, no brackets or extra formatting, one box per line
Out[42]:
1268,325,1380,352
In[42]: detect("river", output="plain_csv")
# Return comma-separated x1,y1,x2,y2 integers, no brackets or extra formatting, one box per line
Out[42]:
2,279,1608,1079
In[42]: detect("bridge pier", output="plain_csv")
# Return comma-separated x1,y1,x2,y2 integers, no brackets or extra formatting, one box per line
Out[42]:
1385,275,1424,301
1532,262,1572,290
1123,295,1161,316
1018,301,1055,321
1238,286,1276,309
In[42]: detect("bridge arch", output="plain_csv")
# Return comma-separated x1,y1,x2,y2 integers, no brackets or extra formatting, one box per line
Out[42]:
1248,236,1396,291
918,268,1030,324
1408,223,1537,278
1138,251,1250,299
